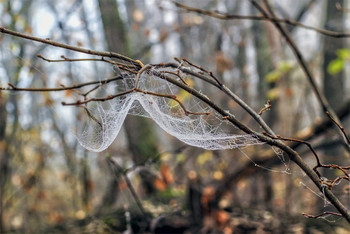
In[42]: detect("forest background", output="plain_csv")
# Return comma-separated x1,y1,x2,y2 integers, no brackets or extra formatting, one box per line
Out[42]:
0,0,350,233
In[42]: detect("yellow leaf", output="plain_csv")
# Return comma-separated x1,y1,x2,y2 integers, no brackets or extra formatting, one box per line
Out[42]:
197,151,213,165
213,170,223,180
267,87,280,100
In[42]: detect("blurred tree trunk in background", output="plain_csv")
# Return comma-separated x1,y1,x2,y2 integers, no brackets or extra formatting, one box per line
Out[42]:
97,0,158,209
0,91,7,233
323,1,344,110
321,0,346,213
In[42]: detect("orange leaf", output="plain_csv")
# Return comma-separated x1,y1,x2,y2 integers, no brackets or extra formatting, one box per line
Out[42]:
65,90,72,97
154,178,167,191
201,186,215,210
215,210,230,225
160,164,174,185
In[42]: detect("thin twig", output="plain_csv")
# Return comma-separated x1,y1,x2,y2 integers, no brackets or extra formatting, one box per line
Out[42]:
258,100,272,115
108,158,149,220
3,76,122,92
134,64,152,88
302,211,343,219
263,132,350,189
326,111,350,146
80,106,102,128
37,54,138,68
160,70,188,85
263,132,322,176
0,26,142,68
61,89,135,106
182,58,223,86
172,1,350,38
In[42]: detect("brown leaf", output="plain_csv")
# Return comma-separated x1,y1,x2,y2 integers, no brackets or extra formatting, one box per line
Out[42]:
216,51,233,73
159,28,168,42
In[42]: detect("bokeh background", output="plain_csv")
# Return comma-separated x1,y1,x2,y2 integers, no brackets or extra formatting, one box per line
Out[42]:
0,0,350,233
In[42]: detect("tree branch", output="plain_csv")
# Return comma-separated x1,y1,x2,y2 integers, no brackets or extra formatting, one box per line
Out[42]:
172,1,350,38
249,0,350,148
0,26,141,68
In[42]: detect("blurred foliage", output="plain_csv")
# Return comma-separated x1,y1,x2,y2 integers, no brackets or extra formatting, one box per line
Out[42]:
0,0,349,233
327,48,350,75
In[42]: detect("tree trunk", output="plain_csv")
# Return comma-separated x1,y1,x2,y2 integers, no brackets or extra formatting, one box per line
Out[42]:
0,91,7,233
98,0,158,207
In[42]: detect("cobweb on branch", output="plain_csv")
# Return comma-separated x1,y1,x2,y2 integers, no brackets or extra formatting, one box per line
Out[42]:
77,66,265,152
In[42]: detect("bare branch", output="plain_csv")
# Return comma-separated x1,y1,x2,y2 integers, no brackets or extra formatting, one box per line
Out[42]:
249,0,350,149
1,76,123,92
326,111,350,146
0,26,141,68
172,1,350,38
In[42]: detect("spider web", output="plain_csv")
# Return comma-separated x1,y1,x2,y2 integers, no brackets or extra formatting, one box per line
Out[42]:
77,66,265,152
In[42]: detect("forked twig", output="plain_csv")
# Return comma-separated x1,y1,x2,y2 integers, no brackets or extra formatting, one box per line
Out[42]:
182,57,223,86
263,132,350,189
160,70,188,85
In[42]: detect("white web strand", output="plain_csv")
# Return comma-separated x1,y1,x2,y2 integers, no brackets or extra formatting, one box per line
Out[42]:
77,66,265,152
